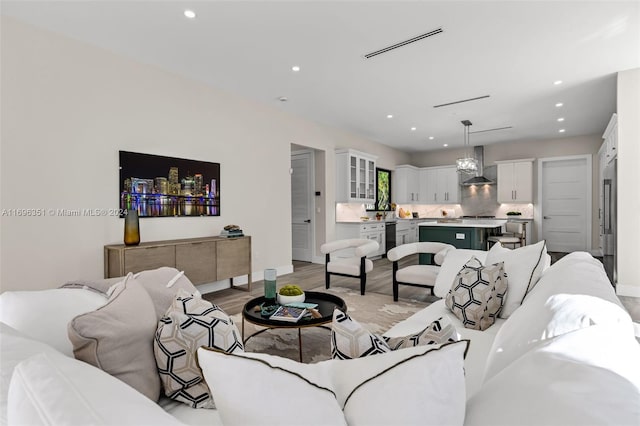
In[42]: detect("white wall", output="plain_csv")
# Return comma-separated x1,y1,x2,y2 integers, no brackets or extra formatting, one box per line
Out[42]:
0,17,409,292
616,68,640,297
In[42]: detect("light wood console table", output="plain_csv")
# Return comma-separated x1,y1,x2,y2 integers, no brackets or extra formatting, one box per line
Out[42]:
104,236,252,291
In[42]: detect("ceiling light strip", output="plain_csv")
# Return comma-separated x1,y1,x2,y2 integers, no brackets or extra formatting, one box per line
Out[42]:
364,28,443,59
433,95,490,108
469,126,513,134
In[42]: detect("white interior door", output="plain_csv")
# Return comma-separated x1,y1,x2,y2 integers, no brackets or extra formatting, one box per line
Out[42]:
539,156,591,252
291,151,313,262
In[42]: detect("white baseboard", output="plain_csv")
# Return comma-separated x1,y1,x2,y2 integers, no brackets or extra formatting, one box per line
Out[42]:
616,284,640,298
196,264,295,295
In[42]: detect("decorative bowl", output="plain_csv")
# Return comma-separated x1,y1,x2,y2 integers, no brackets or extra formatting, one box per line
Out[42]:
277,292,305,305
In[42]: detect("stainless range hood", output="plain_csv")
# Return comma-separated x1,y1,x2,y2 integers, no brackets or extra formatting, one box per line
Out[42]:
461,146,495,185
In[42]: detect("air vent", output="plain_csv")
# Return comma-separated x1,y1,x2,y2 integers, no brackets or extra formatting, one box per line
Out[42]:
433,95,490,108
364,28,443,59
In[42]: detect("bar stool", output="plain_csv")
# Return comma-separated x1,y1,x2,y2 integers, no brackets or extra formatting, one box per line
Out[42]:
487,222,526,249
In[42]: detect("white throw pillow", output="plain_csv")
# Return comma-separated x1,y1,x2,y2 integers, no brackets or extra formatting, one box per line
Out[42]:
8,352,182,426
198,341,469,426
485,240,547,318
0,323,63,426
483,251,633,381
0,288,107,356
467,325,640,426
433,249,488,298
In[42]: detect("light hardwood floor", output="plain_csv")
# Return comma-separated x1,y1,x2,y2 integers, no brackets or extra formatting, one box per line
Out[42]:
203,255,438,315
204,255,640,324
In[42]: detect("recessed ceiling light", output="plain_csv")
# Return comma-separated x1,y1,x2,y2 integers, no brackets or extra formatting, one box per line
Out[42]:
554,80,563,85
428,136,435,140
557,117,565,122
555,102,563,107
184,10,196,19
291,66,300,72
387,114,393,119
559,129,566,133
443,143,448,147
411,127,417,131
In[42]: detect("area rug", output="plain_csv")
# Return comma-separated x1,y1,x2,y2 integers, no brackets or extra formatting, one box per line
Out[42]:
232,286,430,363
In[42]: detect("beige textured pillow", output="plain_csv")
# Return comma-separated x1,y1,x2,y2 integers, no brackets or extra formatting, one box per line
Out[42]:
132,267,200,320
68,274,161,401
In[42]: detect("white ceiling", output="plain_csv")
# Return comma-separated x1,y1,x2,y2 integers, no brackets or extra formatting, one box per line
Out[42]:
2,1,639,153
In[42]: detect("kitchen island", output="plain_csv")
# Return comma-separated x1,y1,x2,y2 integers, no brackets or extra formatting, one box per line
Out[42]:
418,220,507,256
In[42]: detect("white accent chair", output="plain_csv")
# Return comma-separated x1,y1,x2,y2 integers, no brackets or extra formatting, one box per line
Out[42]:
386,242,455,301
487,222,526,249
320,239,379,295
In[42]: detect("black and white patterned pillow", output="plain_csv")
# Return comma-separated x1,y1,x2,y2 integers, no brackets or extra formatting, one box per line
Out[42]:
331,309,391,359
154,290,244,408
331,310,460,359
445,257,508,331
383,316,460,350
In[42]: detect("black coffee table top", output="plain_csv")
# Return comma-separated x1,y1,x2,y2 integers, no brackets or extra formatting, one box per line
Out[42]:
242,291,347,328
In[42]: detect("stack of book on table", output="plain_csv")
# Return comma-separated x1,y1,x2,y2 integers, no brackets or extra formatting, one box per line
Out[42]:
220,224,244,238
269,306,307,322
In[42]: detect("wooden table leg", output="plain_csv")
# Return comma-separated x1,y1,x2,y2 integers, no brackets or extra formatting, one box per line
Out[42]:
298,328,302,362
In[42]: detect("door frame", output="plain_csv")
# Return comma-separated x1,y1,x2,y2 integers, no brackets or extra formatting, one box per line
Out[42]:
291,149,315,262
536,154,592,252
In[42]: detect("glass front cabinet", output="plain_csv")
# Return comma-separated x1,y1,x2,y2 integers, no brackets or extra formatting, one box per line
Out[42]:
336,149,377,203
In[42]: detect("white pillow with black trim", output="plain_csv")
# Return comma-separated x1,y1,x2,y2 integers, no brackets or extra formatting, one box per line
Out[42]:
445,257,508,331
197,340,469,426
331,309,391,359
485,240,547,318
154,290,243,409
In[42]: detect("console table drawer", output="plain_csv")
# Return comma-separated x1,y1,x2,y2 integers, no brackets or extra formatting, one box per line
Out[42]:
175,241,217,285
216,238,251,280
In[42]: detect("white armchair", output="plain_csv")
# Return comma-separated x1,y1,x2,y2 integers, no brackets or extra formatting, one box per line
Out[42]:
386,242,455,301
320,239,380,295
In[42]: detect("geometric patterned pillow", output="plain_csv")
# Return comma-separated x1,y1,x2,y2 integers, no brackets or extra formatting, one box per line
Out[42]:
154,289,244,408
331,309,392,359
445,257,508,331
383,316,460,350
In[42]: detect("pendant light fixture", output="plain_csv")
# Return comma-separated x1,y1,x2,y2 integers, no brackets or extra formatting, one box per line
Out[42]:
456,120,478,173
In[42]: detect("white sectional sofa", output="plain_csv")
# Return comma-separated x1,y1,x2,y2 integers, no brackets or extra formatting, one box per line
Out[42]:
1,251,639,425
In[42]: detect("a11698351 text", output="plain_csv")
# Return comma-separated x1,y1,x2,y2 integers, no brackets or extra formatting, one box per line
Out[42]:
1,208,128,217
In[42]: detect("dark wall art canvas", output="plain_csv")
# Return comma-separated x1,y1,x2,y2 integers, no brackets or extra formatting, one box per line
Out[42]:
119,151,220,217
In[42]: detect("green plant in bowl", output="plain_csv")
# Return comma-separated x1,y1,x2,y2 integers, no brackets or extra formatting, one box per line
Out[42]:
278,285,303,296
277,285,305,304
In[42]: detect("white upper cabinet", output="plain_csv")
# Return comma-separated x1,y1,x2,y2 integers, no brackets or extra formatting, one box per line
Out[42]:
496,159,533,203
602,113,618,164
394,165,420,203
419,166,459,204
336,149,377,203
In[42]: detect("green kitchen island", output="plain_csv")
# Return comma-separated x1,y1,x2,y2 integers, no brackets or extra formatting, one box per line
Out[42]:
418,219,507,263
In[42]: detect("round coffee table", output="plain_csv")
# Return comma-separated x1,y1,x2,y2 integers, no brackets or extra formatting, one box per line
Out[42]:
242,291,347,362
